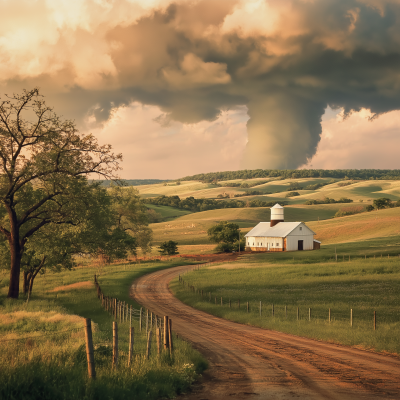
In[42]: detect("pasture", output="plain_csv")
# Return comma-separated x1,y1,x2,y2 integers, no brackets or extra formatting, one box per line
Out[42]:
172,246,400,354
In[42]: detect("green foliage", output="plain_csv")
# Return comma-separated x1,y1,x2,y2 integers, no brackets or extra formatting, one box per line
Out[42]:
366,205,374,211
207,221,240,245
373,198,393,209
146,195,286,212
109,186,153,254
305,197,353,205
285,191,300,198
158,240,179,255
180,169,400,182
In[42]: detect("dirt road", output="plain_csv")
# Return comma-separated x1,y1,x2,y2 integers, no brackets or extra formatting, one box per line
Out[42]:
130,264,400,400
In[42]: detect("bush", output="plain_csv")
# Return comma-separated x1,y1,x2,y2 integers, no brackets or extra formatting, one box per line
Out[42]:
285,191,300,198
366,205,374,212
215,243,233,253
158,241,179,255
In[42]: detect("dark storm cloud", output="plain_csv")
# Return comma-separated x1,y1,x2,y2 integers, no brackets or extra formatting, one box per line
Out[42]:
3,0,400,168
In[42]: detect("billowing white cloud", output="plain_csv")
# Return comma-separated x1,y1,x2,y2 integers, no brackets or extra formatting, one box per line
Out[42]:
91,103,249,178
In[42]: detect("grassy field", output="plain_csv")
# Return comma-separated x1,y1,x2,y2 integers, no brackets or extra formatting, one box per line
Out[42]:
146,204,193,221
172,245,400,354
137,178,400,205
150,204,400,247
0,260,207,400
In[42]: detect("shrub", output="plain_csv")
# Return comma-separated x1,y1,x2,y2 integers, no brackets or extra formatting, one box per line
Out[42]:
285,191,300,198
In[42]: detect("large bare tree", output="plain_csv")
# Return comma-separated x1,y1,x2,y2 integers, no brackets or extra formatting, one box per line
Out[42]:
0,88,121,298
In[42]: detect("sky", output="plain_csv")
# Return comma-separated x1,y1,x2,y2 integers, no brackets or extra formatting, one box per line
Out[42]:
1,0,400,179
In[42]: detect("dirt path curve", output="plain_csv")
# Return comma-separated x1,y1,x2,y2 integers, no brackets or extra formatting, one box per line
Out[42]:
130,265,400,400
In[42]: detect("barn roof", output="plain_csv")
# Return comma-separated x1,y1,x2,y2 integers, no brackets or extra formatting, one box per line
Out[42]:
245,222,315,238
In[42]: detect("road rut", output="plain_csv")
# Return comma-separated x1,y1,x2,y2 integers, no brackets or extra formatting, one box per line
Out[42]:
130,264,400,400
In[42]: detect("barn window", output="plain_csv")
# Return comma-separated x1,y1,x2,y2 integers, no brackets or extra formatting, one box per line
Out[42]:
300,227,302,231
276,243,279,246
253,242,254,246
271,243,273,246
261,243,263,246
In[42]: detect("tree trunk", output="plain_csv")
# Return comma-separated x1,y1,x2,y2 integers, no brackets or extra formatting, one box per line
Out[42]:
8,236,22,299
23,271,30,295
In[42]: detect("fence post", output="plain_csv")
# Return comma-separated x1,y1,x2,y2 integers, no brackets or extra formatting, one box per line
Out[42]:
139,307,143,331
157,327,161,355
247,301,249,313
113,321,118,369
168,319,173,355
374,311,376,330
84,318,96,379
163,316,169,349
272,304,274,317
350,309,353,327
259,301,262,316
128,327,134,366
146,331,153,360
151,312,153,330
329,308,331,323
130,305,132,326
146,309,149,333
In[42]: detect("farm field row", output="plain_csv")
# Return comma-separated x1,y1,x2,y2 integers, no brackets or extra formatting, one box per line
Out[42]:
0,260,207,400
171,247,400,354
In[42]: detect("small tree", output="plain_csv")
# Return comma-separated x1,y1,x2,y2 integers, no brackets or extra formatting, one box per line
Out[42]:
373,198,392,210
366,205,374,212
207,221,241,252
158,240,179,255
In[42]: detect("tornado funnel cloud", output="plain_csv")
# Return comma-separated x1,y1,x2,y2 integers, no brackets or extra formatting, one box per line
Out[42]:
242,94,326,169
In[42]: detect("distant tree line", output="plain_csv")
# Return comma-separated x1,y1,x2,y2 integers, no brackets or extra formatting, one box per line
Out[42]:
305,197,353,205
94,179,170,187
145,195,287,212
180,169,400,182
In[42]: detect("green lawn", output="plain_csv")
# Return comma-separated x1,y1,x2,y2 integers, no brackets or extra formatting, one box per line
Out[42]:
172,244,400,354
0,260,207,400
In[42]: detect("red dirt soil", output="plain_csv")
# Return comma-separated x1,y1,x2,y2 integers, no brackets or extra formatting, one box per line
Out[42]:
131,264,400,400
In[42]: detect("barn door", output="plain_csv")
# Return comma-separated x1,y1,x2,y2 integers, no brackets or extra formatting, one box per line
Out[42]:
298,240,304,251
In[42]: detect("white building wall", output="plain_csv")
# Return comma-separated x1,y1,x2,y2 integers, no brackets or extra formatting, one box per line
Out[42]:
286,234,314,251
246,236,283,249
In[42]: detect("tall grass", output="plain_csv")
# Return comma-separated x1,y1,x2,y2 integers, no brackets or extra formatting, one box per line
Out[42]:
172,257,400,354
0,259,207,400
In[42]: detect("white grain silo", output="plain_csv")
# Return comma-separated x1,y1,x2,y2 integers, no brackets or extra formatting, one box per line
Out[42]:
270,203,284,227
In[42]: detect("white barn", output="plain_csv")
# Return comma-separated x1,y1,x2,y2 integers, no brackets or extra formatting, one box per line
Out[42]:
245,204,320,252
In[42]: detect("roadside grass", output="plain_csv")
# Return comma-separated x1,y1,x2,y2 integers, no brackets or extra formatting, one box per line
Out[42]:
0,259,207,400
171,255,400,354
